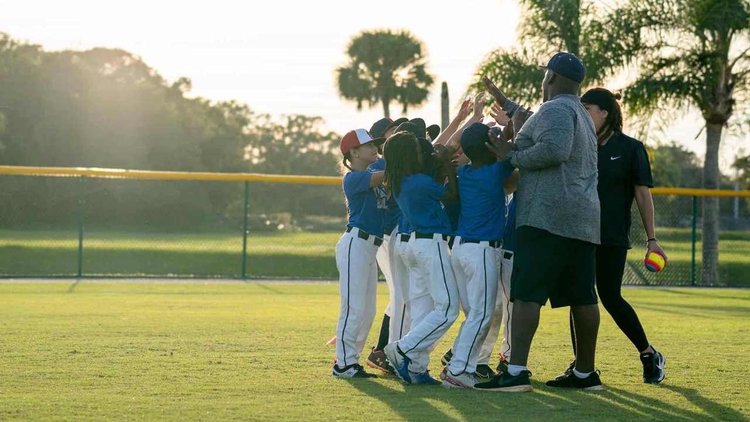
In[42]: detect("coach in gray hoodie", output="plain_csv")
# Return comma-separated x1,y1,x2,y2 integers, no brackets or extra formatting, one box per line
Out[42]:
475,52,603,392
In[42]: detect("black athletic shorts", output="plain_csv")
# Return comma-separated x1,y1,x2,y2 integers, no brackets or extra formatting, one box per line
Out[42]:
510,226,597,308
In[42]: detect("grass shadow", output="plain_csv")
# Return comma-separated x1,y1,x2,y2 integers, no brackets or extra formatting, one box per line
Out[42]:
344,377,732,421
66,278,82,293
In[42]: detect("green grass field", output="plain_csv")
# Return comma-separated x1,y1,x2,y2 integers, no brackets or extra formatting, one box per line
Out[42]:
0,282,748,421
1,228,749,286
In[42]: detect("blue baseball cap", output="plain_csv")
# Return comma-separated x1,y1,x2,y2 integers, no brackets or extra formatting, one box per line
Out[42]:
541,52,586,84
461,122,491,150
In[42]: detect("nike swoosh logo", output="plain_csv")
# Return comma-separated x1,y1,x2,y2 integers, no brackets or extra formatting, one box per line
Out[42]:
611,156,622,161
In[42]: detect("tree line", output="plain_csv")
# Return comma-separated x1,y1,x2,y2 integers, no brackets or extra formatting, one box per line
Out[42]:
0,33,344,231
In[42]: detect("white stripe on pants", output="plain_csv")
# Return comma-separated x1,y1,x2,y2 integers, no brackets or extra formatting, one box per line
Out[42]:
448,241,498,374
397,236,460,374
478,249,514,363
335,231,379,367
390,233,412,342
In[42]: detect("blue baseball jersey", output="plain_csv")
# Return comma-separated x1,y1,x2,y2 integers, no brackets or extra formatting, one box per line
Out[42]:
343,170,386,238
369,158,401,233
503,197,517,252
443,200,461,235
398,212,414,234
394,173,452,236
456,161,514,241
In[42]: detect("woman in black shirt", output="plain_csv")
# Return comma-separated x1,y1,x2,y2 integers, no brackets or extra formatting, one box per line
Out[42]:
566,88,668,384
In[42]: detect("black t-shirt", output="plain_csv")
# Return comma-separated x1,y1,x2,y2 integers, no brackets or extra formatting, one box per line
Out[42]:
597,132,653,248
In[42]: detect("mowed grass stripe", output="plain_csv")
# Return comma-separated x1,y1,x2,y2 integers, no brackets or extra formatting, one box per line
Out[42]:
0,283,748,421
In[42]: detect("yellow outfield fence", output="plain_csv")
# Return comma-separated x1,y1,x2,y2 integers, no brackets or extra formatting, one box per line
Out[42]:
0,165,749,286
1,165,749,197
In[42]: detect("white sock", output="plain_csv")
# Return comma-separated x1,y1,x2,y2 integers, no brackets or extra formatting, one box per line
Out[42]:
573,368,592,379
507,365,528,376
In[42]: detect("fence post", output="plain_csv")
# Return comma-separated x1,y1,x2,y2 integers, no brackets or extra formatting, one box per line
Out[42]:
77,176,86,278
691,195,697,286
241,181,249,279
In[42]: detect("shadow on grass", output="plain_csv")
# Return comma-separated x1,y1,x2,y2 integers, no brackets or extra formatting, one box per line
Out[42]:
344,378,738,422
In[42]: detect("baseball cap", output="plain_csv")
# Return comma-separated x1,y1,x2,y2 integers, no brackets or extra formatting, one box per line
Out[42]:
461,122,491,150
426,124,441,141
409,118,427,137
540,52,586,84
340,129,382,156
369,117,408,139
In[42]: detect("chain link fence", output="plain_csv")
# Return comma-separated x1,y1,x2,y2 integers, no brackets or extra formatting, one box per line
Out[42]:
1,168,749,286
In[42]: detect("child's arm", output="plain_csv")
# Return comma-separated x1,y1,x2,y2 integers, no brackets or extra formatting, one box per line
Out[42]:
432,99,471,146
434,145,459,202
444,93,486,154
504,170,519,195
369,171,385,188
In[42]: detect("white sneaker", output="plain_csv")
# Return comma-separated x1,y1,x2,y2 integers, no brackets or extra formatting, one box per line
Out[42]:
441,369,479,389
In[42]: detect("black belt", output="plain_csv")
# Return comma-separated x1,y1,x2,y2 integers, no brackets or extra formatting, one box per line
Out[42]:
415,232,449,241
399,234,411,242
346,226,384,246
460,239,502,248
503,251,514,260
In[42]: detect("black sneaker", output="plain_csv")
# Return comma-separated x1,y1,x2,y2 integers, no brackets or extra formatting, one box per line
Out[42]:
332,363,378,379
496,357,509,374
474,370,533,392
641,349,666,384
441,349,453,366
552,359,576,381
475,364,495,380
545,370,603,390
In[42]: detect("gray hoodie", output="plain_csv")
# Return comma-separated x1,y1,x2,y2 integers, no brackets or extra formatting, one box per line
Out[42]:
508,94,600,244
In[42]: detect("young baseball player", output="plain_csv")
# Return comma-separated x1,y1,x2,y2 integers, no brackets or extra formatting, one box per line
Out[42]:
440,122,515,389
382,130,460,385
332,129,387,379
366,117,410,373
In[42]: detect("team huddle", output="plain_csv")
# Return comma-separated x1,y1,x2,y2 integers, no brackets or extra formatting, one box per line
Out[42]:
331,52,668,392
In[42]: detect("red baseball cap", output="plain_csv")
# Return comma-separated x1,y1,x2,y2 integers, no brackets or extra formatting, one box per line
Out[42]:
340,129,383,156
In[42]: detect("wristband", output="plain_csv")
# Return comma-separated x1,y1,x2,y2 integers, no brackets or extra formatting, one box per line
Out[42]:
647,238,657,243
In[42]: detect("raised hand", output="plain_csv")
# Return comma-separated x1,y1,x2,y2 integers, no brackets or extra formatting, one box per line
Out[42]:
490,104,510,126
473,92,486,120
511,106,533,132
482,76,509,107
485,126,515,161
455,98,472,123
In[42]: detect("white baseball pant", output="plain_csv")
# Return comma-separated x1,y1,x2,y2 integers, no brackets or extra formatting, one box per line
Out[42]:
396,234,460,374
335,228,379,367
390,232,412,342
478,248,514,363
448,240,499,375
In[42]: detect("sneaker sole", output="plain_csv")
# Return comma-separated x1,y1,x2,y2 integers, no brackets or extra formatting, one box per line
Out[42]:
441,373,475,389
475,384,534,392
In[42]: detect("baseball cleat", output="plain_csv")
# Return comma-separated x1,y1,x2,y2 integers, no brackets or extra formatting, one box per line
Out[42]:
474,370,533,392
441,370,479,389
366,347,394,375
332,363,377,379
384,343,412,384
411,370,440,385
641,349,666,384
545,370,603,390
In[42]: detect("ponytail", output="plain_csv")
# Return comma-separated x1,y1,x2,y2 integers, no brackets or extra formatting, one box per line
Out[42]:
338,153,353,175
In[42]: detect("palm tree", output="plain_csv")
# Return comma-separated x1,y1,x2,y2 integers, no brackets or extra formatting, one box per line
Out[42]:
469,0,632,105
336,29,434,118
616,0,750,285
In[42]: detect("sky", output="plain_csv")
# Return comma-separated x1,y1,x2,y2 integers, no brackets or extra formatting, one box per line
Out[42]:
0,0,745,172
